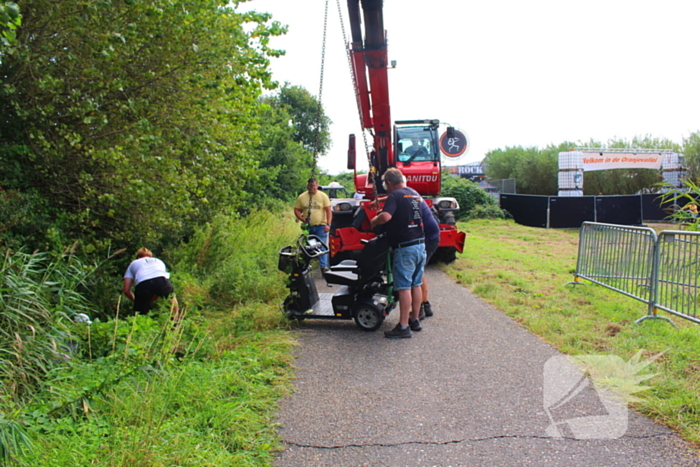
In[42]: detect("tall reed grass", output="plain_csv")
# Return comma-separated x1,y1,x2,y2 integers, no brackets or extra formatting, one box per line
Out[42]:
170,209,300,311
0,247,100,463
0,248,94,402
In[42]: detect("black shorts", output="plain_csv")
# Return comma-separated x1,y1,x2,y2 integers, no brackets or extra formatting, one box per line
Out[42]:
134,277,174,314
425,236,439,264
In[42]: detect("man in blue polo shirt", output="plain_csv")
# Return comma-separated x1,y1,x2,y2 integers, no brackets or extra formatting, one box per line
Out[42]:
370,168,426,338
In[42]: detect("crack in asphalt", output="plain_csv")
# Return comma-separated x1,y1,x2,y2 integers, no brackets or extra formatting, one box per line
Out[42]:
284,432,675,450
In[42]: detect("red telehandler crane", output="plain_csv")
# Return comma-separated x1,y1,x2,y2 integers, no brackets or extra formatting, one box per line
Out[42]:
328,0,466,264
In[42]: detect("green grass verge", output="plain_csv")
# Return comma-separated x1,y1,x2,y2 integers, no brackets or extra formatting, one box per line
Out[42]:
21,318,295,466
444,219,700,448
5,211,301,466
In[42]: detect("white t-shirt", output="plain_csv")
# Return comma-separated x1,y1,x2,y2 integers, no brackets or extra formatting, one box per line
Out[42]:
124,257,170,285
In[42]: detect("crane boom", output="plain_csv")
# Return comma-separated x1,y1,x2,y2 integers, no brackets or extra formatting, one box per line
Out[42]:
331,0,466,265
347,0,394,191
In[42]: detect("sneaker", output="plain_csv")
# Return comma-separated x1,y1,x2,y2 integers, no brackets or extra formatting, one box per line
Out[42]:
322,267,330,274
409,317,422,332
423,301,433,318
384,323,412,338
418,303,426,321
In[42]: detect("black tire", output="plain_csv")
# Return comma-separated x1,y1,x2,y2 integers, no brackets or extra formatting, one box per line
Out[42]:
353,301,384,331
282,296,305,322
439,211,456,225
431,246,457,264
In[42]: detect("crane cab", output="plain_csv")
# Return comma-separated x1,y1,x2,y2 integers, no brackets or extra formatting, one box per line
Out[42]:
394,119,441,197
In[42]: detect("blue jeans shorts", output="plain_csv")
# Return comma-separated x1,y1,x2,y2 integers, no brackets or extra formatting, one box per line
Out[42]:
392,243,426,290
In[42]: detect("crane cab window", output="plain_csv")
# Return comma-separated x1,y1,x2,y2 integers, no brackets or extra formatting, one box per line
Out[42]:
396,129,438,162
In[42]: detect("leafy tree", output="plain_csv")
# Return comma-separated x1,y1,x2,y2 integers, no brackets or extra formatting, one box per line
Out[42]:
583,169,663,196
484,143,572,195
484,138,678,196
681,131,700,184
0,0,284,251
512,144,564,195
0,1,20,53
253,85,330,200
277,84,331,156
249,99,312,202
483,146,522,181
581,137,674,195
320,171,356,191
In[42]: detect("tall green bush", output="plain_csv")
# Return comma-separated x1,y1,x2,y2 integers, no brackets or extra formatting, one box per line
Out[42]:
441,175,507,221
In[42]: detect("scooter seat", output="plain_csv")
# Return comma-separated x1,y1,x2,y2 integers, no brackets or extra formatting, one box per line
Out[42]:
324,235,389,287
324,269,359,286
330,259,358,271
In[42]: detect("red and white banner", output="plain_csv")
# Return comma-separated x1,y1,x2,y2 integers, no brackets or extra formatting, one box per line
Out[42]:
581,152,664,172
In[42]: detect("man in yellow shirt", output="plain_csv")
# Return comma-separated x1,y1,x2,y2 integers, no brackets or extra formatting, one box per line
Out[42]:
294,178,332,271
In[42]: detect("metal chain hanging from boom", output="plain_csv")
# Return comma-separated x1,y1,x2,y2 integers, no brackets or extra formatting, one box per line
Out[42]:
312,0,331,177
316,0,374,181
302,0,332,225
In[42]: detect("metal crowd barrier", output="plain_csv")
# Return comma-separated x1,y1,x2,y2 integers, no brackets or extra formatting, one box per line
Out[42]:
571,222,700,325
654,230,700,324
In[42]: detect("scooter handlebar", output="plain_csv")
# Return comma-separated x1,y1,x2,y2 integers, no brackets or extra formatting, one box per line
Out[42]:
301,234,329,258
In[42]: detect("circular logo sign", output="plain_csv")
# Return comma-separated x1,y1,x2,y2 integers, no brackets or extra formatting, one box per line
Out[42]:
439,129,469,158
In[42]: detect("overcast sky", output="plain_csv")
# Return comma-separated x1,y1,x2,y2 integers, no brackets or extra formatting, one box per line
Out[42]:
243,0,700,175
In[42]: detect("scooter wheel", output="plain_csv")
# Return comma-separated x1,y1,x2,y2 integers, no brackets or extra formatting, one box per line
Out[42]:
353,302,384,331
283,296,305,322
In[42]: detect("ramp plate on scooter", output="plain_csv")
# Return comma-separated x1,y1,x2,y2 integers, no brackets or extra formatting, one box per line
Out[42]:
308,293,335,316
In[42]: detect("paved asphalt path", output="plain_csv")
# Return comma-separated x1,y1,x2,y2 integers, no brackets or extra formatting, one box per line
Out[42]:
274,267,699,467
